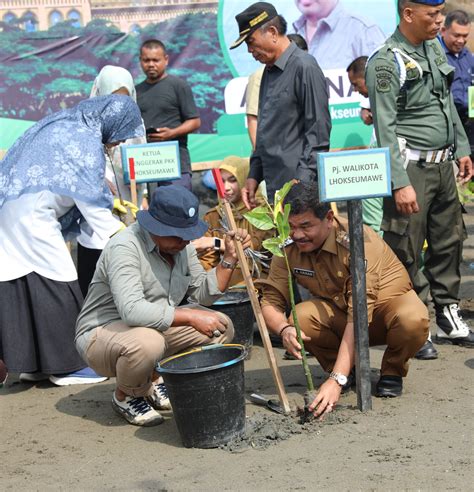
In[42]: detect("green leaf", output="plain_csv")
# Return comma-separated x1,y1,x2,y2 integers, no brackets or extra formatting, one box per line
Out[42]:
273,181,294,217
243,207,275,231
262,237,284,257
276,205,290,240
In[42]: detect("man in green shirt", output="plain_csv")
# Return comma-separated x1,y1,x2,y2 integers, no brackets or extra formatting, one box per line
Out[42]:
366,0,473,359
75,185,250,426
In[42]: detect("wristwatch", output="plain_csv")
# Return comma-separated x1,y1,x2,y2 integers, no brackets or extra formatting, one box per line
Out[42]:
329,372,348,387
220,258,237,269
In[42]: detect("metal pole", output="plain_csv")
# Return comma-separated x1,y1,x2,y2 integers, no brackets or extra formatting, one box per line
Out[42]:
347,200,372,412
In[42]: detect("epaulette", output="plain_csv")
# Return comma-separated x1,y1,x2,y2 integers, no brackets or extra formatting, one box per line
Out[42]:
335,230,350,250
366,43,388,64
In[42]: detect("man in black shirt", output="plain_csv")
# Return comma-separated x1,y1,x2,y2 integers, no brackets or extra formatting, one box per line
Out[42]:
231,2,331,206
136,39,201,190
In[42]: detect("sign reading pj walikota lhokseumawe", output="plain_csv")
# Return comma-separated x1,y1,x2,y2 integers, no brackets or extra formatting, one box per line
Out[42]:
0,0,398,164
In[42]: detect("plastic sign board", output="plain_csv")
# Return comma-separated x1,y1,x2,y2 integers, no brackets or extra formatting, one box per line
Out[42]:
318,147,391,202
121,142,181,184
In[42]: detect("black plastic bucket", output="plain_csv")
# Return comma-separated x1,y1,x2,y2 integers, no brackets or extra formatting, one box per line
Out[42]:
212,291,255,347
156,344,247,448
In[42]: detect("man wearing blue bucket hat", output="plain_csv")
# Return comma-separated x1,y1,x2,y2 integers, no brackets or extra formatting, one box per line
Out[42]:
75,185,251,426
366,0,473,360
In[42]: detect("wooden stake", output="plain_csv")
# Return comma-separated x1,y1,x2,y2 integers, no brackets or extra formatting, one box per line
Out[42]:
212,169,291,414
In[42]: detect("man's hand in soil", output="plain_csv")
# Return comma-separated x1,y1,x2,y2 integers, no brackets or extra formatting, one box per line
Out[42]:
281,326,311,360
308,379,342,420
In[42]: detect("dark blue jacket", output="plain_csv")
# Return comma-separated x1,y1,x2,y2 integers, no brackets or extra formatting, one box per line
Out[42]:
439,36,473,112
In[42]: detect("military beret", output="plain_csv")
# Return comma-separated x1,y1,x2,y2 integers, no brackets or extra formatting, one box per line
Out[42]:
409,0,444,5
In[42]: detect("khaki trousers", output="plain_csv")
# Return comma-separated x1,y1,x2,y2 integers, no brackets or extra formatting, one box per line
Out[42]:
84,308,234,397
295,290,428,377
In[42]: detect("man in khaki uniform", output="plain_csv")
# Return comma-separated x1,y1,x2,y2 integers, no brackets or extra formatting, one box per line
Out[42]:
366,0,473,359
259,183,428,418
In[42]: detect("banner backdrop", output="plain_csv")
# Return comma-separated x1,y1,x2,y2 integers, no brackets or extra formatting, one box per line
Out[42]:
0,0,398,164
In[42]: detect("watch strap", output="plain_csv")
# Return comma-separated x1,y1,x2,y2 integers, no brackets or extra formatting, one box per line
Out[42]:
220,258,237,270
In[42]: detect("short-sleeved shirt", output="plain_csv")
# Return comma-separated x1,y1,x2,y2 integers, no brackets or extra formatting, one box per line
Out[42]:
293,2,386,70
250,42,331,201
136,75,199,174
75,222,223,339
259,217,412,323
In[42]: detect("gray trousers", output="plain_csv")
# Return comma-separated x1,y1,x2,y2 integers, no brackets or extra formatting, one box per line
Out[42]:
382,159,463,306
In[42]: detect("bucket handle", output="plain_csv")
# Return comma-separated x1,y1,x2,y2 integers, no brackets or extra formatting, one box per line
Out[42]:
156,343,246,370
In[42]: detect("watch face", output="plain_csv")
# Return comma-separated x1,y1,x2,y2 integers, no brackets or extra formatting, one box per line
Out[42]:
337,374,348,386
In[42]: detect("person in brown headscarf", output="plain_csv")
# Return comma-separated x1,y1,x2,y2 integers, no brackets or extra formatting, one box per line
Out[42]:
193,156,274,287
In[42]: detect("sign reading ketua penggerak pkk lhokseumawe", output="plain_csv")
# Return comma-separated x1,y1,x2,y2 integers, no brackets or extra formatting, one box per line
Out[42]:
318,147,391,202
121,142,181,184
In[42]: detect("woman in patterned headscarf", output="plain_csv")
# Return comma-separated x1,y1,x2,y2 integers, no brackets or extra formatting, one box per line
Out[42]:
77,65,146,297
0,94,144,386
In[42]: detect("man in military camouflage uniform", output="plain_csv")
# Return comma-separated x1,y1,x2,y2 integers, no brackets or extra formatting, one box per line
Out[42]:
366,0,473,359
259,182,429,417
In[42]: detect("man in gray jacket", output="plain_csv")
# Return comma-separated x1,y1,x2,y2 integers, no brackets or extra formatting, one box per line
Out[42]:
75,185,250,426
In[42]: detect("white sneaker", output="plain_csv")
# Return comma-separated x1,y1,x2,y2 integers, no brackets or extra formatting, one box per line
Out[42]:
434,304,474,347
148,379,172,411
19,372,49,382
112,393,164,427
49,367,108,386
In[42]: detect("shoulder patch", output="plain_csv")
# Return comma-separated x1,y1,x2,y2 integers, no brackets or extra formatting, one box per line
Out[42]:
375,65,394,73
376,74,392,92
336,230,351,250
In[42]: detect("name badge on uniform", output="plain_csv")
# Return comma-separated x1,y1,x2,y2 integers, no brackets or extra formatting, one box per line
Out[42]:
293,268,314,277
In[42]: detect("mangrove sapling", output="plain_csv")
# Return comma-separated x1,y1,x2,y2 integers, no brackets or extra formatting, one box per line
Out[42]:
244,182,316,413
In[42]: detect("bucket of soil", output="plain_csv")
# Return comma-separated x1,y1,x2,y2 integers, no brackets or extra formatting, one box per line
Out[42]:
212,290,255,347
156,344,247,448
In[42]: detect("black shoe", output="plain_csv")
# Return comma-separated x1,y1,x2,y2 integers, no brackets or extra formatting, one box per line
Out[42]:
434,304,474,347
375,375,402,398
415,340,438,360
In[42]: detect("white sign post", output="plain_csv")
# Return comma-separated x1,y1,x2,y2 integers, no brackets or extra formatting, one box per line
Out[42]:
120,142,181,185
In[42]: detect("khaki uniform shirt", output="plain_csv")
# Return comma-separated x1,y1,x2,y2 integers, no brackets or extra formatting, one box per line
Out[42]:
259,217,412,323
366,28,470,190
75,222,223,339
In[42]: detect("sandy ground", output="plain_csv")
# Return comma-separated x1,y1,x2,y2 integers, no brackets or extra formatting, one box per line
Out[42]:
1,197,473,490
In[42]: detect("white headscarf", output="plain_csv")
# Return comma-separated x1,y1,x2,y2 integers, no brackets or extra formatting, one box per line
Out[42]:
90,65,137,101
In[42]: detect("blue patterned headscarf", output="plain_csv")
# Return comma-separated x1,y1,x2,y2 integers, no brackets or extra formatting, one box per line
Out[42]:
0,94,144,209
